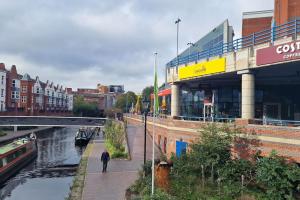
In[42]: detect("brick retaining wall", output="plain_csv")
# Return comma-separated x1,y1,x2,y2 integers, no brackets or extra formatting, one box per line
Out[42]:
126,115,300,163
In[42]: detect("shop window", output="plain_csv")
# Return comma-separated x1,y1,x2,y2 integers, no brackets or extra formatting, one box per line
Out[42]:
219,88,232,102
255,90,263,103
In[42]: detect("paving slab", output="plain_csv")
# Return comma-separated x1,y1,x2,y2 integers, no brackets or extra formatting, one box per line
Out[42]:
82,124,159,200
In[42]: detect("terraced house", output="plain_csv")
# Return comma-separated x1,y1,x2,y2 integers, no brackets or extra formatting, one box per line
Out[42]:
0,63,73,116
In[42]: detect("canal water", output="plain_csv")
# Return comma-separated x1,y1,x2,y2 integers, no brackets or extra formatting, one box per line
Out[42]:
0,127,83,200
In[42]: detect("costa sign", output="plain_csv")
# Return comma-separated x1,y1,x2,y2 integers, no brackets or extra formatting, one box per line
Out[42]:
256,40,300,66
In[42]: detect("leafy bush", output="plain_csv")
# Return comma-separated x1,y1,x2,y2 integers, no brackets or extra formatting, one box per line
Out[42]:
128,123,300,200
104,120,127,159
256,151,300,199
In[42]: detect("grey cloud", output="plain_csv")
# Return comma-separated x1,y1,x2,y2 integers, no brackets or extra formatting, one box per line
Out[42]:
0,0,273,92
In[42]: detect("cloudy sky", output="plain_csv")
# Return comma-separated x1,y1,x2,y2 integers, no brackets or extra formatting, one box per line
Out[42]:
0,0,273,92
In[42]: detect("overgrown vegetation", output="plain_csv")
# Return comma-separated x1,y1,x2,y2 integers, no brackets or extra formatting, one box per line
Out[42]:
104,120,128,159
128,123,300,200
66,143,93,200
115,91,137,113
73,96,103,117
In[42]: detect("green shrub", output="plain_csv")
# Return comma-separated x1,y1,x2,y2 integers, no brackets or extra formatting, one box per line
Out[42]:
256,151,300,199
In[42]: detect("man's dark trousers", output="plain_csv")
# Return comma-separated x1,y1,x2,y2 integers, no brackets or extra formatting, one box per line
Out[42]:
102,161,108,172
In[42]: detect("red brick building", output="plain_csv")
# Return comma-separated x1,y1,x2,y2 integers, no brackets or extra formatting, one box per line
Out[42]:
242,0,300,38
20,73,34,115
0,63,73,116
275,0,300,25
6,65,21,113
242,10,273,37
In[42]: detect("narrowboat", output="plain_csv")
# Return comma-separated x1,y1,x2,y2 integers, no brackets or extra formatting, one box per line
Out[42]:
0,138,37,185
75,127,94,146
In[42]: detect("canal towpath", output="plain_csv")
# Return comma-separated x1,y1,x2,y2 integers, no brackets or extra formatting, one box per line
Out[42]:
82,124,160,200
0,127,52,144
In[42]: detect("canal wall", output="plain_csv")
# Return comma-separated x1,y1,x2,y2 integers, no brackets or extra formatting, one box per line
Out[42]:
125,115,300,163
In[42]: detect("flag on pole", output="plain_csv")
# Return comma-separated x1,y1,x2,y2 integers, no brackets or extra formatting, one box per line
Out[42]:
153,60,159,116
151,52,158,196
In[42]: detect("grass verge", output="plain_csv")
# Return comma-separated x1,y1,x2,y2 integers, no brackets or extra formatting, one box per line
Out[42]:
65,143,94,200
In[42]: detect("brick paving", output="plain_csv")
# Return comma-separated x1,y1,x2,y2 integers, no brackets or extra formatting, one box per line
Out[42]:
82,124,160,200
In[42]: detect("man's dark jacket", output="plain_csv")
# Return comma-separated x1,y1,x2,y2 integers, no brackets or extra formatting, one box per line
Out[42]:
101,152,110,162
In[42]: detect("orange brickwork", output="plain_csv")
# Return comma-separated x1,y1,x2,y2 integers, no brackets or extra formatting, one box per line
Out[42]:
126,115,300,163
275,0,300,25
242,17,273,37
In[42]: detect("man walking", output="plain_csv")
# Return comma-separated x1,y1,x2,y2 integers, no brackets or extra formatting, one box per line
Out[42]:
101,149,110,173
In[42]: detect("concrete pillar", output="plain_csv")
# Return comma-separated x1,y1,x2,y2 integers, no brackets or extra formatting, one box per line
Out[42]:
14,125,18,132
241,72,255,119
171,84,180,117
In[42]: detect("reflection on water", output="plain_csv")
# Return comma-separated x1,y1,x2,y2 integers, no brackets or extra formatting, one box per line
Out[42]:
0,127,83,200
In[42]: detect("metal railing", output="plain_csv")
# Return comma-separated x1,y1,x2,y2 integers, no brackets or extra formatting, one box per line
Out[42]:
250,118,300,127
167,19,300,67
176,115,235,123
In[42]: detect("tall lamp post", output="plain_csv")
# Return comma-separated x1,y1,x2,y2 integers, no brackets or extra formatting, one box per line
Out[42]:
142,98,150,165
175,18,181,68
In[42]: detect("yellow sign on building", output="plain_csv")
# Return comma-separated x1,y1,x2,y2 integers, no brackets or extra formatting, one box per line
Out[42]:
178,57,226,80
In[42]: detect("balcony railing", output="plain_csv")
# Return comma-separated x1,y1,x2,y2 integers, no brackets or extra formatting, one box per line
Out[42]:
167,19,300,68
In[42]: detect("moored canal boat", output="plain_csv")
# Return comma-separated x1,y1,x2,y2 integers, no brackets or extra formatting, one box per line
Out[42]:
0,138,37,185
75,127,95,146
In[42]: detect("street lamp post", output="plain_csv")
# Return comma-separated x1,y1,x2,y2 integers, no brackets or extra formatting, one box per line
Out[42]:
187,42,195,63
142,98,150,165
175,18,181,68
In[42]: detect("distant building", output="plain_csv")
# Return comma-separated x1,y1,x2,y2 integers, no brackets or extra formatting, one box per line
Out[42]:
6,65,21,113
20,73,34,115
0,63,73,116
74,84,124,112
66,88,74,111
0,63,7,112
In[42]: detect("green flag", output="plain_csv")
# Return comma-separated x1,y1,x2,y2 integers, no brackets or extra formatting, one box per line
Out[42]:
154,57,159,116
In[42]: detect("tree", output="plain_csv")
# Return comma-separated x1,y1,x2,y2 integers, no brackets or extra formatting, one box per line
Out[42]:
142,86,154,102
73,96,102,117
115,91,137,113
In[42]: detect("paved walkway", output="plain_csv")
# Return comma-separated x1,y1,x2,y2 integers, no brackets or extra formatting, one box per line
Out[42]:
82,125,160,200
0,127,52,144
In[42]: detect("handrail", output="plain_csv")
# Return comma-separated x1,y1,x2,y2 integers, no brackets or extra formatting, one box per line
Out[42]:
250,118,300,127
167,19,300,68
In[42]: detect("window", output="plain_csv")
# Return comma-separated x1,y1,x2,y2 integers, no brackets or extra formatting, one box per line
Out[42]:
21,96,27,103
47,90,50,96
0,157,8,168
12,80,16,87
36,87,40,94
1,75,4,85
1,89,4,97
11,91,19,99
22,86,27,93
